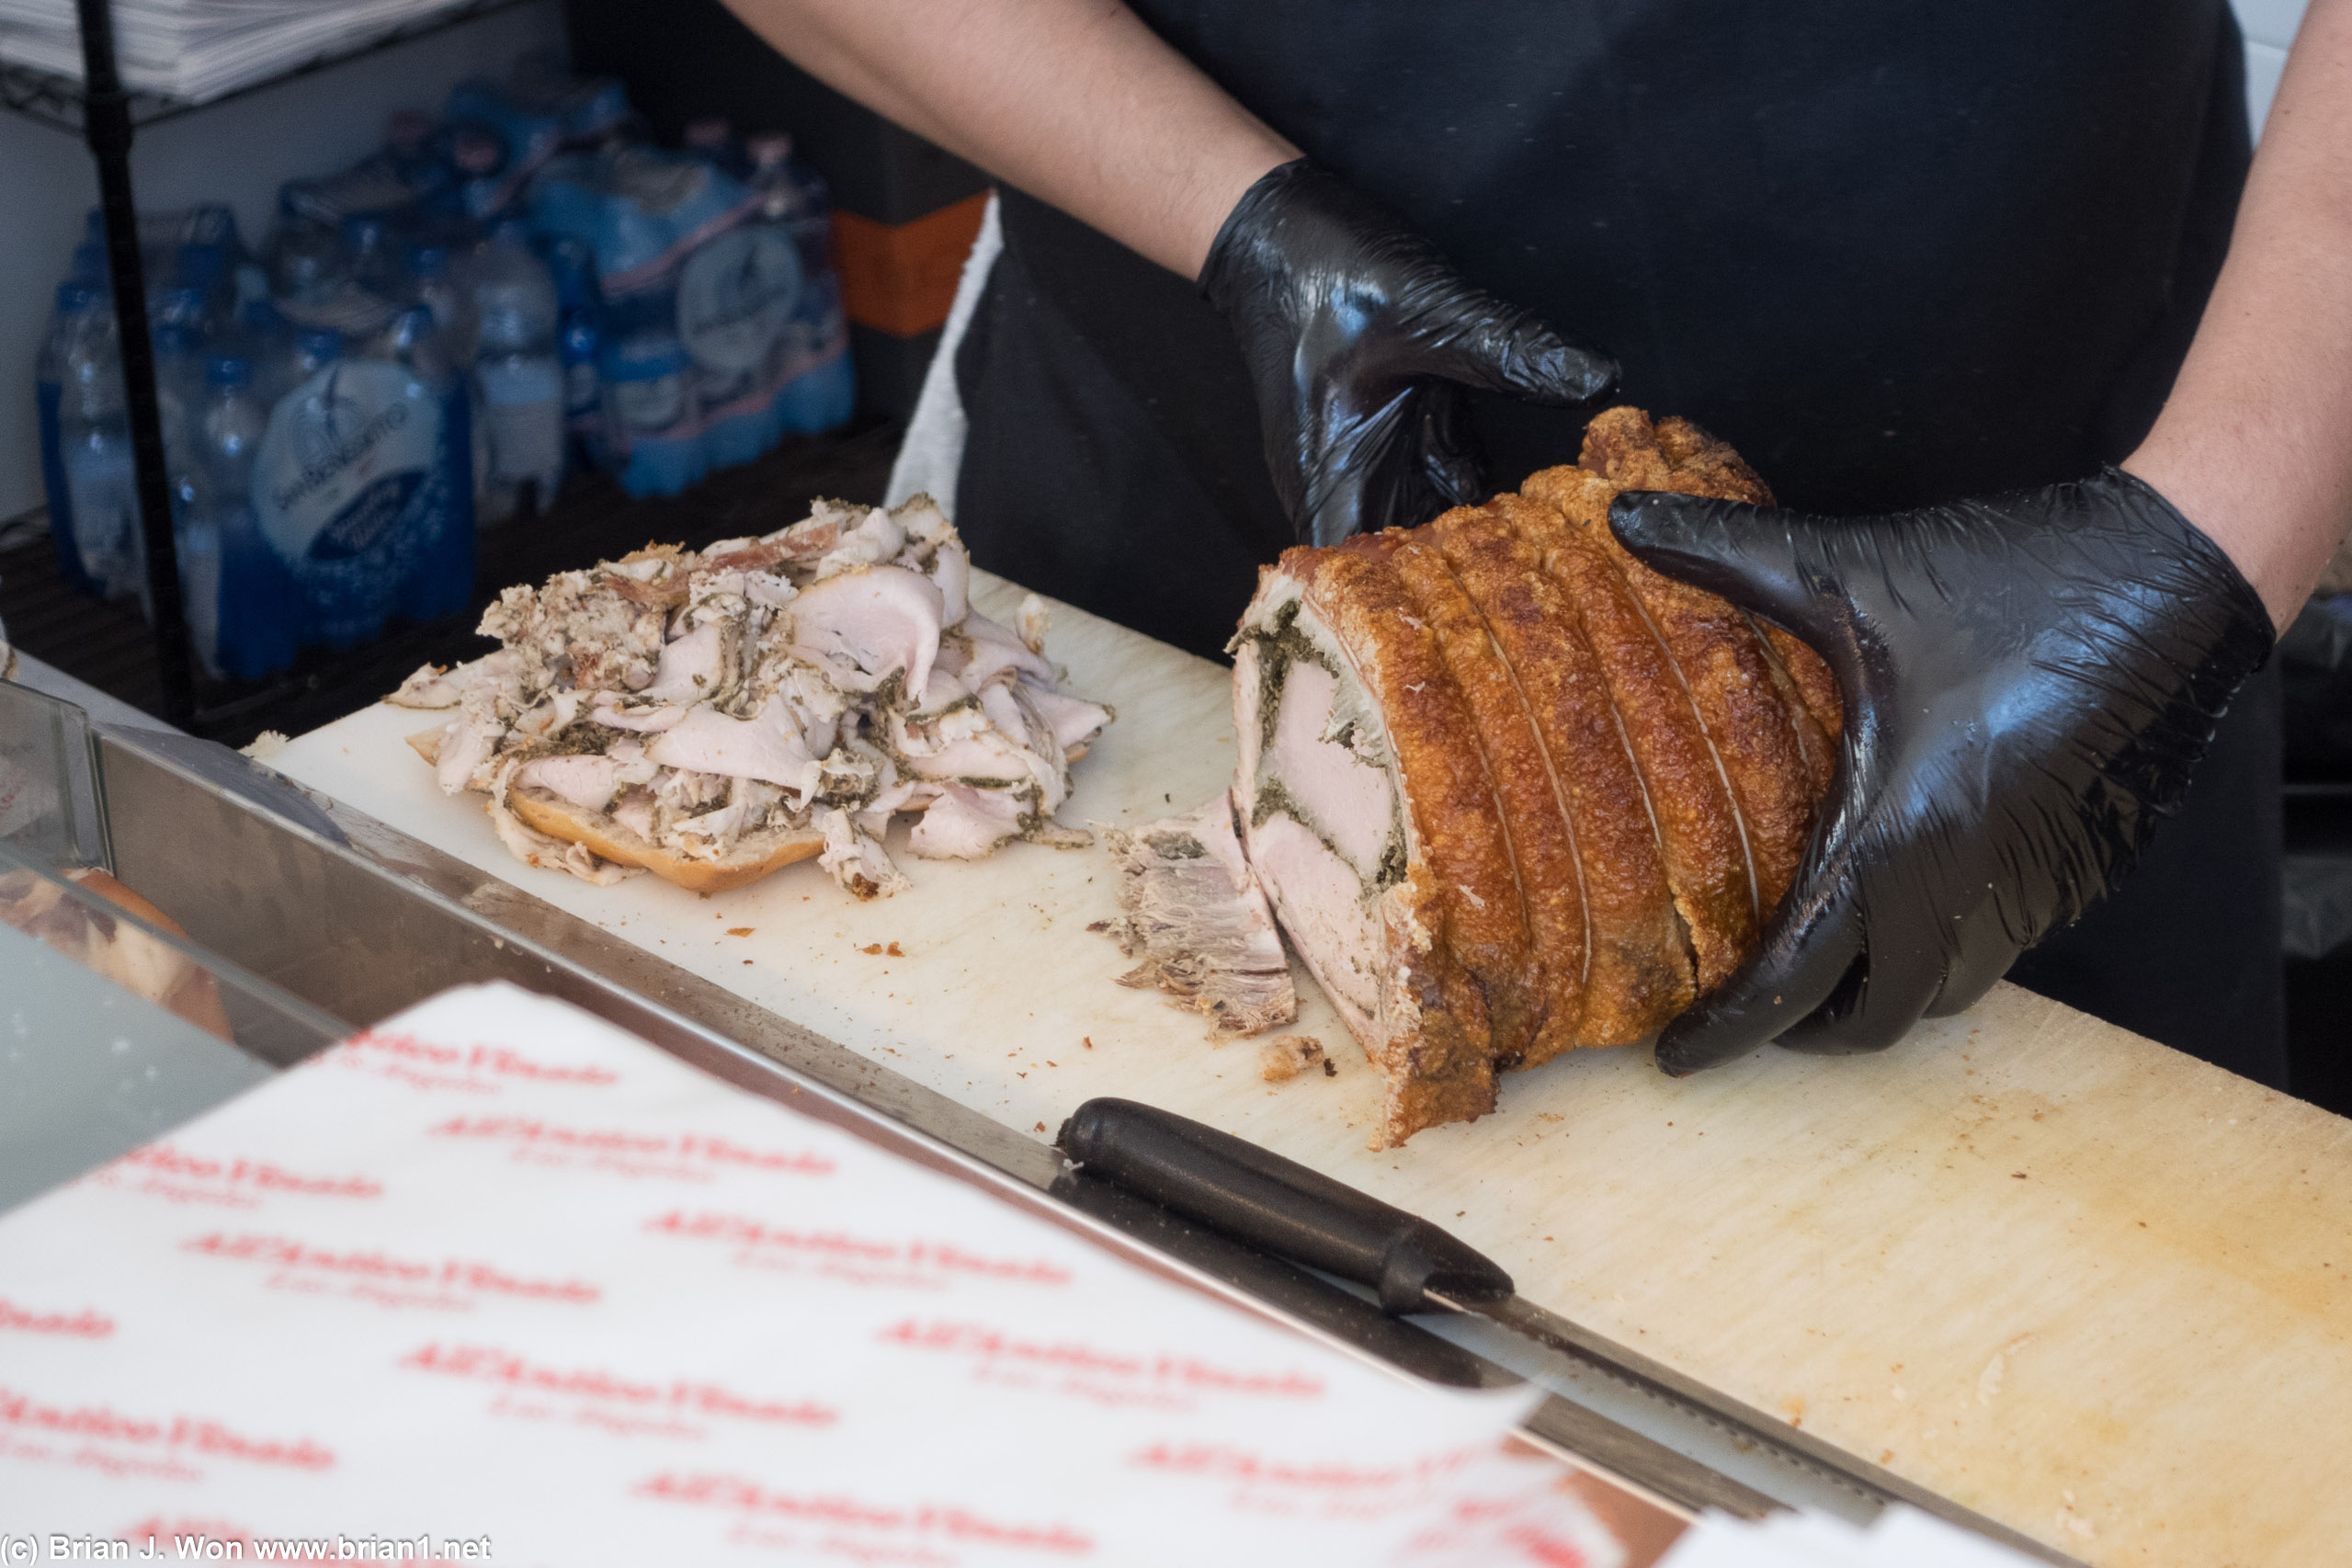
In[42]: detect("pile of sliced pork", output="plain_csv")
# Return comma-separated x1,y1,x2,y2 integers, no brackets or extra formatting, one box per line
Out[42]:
393,494,1114,900
1116,409,1842,1146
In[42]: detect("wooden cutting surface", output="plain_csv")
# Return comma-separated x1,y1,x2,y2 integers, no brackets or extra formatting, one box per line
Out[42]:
272,571,2352,1567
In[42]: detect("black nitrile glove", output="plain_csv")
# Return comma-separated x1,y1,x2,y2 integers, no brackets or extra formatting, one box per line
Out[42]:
1608,467,2275,1073
1199,160,1617,547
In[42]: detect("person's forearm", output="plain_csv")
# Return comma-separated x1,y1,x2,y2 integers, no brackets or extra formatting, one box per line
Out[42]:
2125,0,2352,630
715,0,1298,278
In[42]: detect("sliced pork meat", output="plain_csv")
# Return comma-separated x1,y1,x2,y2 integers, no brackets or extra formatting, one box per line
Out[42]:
387,663,470,709
399,494,1111,899
1103,792,1297,1037
949,610,1059,689
909,783,1027,859
1233,551,1518,1145
588,697,687,733
1024,687,1114,758
517,753,621,812
1215,407,1837,1145
646,700,821,800
789,565,944,698
637,619,729,704
817,806,910,899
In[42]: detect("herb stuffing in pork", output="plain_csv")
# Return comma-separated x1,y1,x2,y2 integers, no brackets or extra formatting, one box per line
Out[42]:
393,494,1113,899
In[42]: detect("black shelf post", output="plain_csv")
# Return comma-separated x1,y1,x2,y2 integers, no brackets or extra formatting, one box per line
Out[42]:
74,0,195,726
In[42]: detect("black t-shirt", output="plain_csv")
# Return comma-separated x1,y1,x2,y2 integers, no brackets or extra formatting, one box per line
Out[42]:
956,0,2249,659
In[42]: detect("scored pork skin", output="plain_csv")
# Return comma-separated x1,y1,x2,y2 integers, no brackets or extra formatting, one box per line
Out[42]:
1380,528,1586,1069
1501,490,1760,991
1581,408,1845,761
1428,504,1695,1047
1527,464,1815,916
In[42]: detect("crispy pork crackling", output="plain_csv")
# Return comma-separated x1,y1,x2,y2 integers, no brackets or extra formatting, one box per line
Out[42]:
1116,409,1842,1147
394,495,1114,900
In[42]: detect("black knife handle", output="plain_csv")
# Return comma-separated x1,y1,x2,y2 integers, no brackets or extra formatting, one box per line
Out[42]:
1056,1097,1514,1314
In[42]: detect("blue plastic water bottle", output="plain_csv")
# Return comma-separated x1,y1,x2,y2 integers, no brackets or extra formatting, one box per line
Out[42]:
741,131,854,441
251,326,443,649
56,297,143,599
383,305,476,622
541,236,605,472
36,280,105,595
186,353,298,681
469,222,565,522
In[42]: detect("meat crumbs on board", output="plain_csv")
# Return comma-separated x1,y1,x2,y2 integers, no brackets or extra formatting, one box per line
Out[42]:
1259,1036,1327,1083
1108,407,1841,1148
392,495,1114,901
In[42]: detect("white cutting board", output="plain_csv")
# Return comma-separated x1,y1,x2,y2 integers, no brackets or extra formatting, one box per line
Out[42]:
273,571,2352,1568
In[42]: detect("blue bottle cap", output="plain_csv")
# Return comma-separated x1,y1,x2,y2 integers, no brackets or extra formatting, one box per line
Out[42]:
56,280,100,313
160,286,208,319
408,244,449,278
299,328,344,361
340,213,388,247
71,242,108,283
205,354,252,387
184,204,239,247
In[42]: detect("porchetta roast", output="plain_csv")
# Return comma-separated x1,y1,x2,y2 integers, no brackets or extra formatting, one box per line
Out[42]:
1108,408,1842,1146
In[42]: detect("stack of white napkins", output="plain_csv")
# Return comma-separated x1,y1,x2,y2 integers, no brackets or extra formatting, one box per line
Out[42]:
0,981,1649,1565
0,0,483,104
1662,1504,2050,1566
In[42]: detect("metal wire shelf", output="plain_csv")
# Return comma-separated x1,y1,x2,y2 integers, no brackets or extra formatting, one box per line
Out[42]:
0,0,532,135
0,0,540,727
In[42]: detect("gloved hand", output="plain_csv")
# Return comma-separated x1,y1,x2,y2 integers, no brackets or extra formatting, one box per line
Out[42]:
1608,467,2275,1073
1199,160,1617,547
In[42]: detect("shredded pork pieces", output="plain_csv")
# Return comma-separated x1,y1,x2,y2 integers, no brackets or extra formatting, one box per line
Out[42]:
400,495,1113,899
1100,792,1298,1037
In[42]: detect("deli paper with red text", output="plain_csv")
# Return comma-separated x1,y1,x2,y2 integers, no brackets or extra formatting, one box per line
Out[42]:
0,983,1631,1566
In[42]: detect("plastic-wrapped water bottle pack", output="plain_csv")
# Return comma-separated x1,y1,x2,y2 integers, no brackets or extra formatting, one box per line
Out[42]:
31,48,855,686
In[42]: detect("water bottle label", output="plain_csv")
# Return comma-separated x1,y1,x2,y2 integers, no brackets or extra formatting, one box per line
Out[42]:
479,359,565,483
677,226,801,374
607,370,689,434
255,360,441,563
